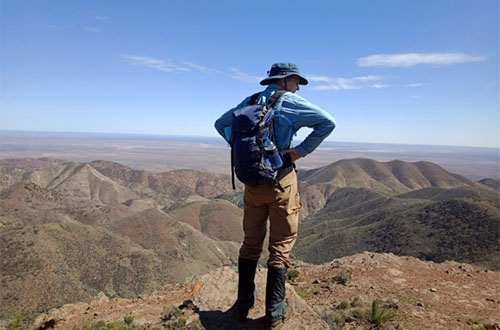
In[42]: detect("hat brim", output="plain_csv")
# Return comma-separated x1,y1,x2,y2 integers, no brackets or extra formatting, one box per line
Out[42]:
260,73,308,86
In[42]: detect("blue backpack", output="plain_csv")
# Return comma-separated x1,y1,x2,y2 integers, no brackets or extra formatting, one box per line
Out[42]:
231,90,288,191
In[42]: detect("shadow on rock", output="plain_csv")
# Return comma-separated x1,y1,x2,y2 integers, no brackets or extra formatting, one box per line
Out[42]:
198,303,268,330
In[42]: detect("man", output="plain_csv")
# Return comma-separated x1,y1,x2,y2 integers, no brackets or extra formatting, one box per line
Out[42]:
214,62,336,329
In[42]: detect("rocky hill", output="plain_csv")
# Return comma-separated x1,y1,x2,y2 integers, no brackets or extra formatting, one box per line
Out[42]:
0,177,239,320
24,253,500,330
90,160,239,203
479,178,500,191
0,157,498,327
297,158,495,218
298,158,478,194
295,158,499,270
167,199,244,243
294,187,499,269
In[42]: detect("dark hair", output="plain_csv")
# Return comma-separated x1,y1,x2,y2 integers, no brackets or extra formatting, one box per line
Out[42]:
265,78,283,85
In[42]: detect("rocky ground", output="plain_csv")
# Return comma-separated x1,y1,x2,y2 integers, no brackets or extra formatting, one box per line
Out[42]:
293,252,500,329
22,253,500,330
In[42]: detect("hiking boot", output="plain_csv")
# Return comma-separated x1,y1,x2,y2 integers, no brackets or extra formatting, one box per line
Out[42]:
238,307,250,321
269,319,284,330
237,287,258,321
237,258,258,321
266,266,289,328
268,297,295,329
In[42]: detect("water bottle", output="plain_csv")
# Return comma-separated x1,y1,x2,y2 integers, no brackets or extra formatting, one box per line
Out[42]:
263,137,283,169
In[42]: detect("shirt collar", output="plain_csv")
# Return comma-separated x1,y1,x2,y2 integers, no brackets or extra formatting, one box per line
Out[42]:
265,83,283,92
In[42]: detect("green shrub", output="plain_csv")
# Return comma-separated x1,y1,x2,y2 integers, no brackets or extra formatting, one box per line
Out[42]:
123,315,134,326
8,317,27,330
471,326,487,330
71,317,144,330
361,299,394,327
187,319,205,330
320,309,345,330
351,296,364,307
468,319,499,330
332,269,352,285
287,269,300,281
296,287,315,298
338,299,350,310
344,308,363,323
164,318,187,330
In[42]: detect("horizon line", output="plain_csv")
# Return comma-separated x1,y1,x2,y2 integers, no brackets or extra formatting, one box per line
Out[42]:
1,129,499,150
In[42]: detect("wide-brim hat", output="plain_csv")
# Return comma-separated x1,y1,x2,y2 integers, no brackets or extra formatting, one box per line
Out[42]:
260,62,308,86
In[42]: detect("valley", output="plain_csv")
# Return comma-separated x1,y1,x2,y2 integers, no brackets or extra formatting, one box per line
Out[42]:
0,156,498,328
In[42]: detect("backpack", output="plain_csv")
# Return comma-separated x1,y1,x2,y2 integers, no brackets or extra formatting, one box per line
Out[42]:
230,90,288,191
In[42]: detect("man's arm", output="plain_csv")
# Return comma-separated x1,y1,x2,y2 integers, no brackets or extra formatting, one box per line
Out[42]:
284,148,302,161
214,96,251,143
281,95,336,158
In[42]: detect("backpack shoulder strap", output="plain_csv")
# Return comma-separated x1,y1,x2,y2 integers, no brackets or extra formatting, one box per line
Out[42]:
267,90,288,108
247,92,261,105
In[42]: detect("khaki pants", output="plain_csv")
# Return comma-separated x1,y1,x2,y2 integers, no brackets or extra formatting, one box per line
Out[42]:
239,170,301,268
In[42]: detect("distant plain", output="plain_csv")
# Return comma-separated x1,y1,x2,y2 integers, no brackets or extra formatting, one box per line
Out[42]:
1,130,498,181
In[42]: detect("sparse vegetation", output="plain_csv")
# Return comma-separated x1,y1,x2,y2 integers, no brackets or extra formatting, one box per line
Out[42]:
158,305,204,330
467,319,481,325
72,315,205,330
7,317,27,330
361,299,394,327
295,179,500,271
164,318,187,329
338,299,350,310
319,308,346,330
163,317,205,330
287,268,300,281
317,297,398,330
161,307,183,322
185,319,205,330
296,287,316,298
471,326,487,330
332,269,352,285
467,318,498,330
351,296,364,307
123,315,134,326
474,325,500,330
330,260,341,268
74,319,141,330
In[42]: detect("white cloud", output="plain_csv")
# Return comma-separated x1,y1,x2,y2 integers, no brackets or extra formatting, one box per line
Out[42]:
84,26,103,33
353,75,385,81
226,68,263,83
313,85,340,91
336,78,359,90
405,83,425,87
182,61,211,73
306,74,331,82
358,52,488,67
123,55,190,72
124,58,371,88
311,75,387,91
122,57,263,82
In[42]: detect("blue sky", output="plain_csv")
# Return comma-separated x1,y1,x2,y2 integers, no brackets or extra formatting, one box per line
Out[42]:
1,0,498,148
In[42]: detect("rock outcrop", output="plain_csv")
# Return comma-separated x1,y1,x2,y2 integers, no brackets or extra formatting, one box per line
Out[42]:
28,253,500,330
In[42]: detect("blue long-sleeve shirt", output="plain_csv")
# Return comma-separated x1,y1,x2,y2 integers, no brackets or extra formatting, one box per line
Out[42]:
214,84,336,157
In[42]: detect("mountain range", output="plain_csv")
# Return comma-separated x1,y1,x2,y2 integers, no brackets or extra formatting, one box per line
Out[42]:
294,159,499,269
0,157,498,323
